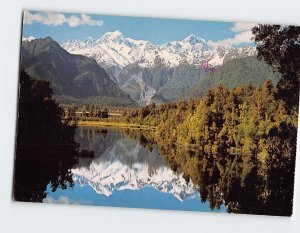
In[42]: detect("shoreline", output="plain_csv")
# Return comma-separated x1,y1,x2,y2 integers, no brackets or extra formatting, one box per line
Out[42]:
76,120,156,130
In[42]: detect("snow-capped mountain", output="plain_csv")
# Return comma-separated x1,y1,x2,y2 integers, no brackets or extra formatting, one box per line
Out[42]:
72,132,197,201
22,36,36,42
72,161,196,201
61,31,256,104
62,30,255,68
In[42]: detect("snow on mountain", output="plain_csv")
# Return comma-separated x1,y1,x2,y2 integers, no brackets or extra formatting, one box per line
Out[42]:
23,32,256,104
62,31,255,69
97,30,131,46
72,136,197,201
182,34,207,46
22,36,36,42
72,161,196,201
61,31,256,104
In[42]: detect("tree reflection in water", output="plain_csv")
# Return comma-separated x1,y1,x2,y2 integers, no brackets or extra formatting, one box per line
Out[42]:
13,70,83,202
13,76,295,217
157,133,295,216
75,126,295,216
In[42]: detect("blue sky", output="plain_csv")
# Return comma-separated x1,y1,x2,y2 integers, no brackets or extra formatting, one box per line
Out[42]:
22,11,256,46
43,183,226,213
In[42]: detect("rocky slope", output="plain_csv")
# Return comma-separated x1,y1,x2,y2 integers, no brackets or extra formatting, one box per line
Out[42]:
21,37,136,107
62,31,256,104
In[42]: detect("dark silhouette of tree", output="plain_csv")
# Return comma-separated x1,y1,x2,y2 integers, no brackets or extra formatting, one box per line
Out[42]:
13,70,80,202
252,24,300,109
101,108,109,118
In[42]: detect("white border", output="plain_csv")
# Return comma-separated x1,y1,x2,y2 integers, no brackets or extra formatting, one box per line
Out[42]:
0,1,299,232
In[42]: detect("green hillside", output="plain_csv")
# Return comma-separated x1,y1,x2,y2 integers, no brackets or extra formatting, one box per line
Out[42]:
181,56,281,100
152,63,207,103
21,37,137,107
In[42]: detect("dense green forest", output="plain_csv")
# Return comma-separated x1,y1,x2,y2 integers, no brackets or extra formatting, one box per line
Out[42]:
15,24,299,215
54,94,137,108
120,81,296,215
115,24,299,215
181,56,282,100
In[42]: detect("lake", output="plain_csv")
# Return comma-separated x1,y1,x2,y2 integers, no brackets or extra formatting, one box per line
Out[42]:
44,126,226,213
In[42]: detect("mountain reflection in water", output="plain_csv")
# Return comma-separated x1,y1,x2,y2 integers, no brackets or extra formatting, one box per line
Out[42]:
44,127,293,216
44,126,226,212
73,127,198,201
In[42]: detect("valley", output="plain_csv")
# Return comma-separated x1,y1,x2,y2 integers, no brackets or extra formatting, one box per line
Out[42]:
17,19,299,216
60,31,257,105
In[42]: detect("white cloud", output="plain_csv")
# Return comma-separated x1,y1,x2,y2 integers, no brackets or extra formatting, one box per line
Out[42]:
79,14,102,26
209,30,254,46
43,196,71,204
230,22,257,33
23,11,103,27
43,196,93,205
208,22,257,47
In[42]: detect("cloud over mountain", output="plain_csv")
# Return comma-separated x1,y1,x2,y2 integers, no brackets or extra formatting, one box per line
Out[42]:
208,22,257,46
230,22,257,32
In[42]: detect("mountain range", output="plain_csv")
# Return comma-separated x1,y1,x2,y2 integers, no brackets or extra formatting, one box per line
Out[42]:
62,30,256,69
72,128,196,201
21,31,278,107
21,37,136,107
62,31,257,105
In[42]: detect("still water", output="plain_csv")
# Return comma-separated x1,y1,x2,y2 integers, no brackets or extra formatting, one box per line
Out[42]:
44,127,226,212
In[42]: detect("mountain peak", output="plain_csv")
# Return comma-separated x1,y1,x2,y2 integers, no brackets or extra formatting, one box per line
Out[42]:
22,36,36,42
104,30,123,38
111,30,123,36
84,36,95,41
38,36,56,43
62,31,256,73
21,36,136,106
44,36,54,41
99,30,126,44
183,34,206,45
39,37,59,47
83,37,96,46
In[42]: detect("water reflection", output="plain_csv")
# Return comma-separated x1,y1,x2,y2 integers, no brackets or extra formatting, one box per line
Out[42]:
71,126,294,216
72,127,197,201
157,131,295,216
13,70,81,202
15,122,293,215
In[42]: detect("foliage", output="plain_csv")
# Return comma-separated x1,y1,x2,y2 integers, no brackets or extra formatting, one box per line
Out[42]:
15,25,299,215
153,63,206,102
252,24,300,109
120,79,297,215
181,56,281,100
54,95,138,108
118,24,300,214
13,70,80,202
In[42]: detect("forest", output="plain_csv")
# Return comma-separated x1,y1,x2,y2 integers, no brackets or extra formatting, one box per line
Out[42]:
113,24,299,215
14,24,299,216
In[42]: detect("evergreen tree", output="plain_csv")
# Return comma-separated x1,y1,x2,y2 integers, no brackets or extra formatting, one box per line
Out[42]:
252,24,300,109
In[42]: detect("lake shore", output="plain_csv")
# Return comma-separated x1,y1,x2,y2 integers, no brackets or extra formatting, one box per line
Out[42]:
77,120,157,130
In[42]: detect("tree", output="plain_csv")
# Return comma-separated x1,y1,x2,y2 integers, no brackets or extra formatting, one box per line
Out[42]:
101,108,109,118
252,24,300,109
252,25,299,216
13,70,80,202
